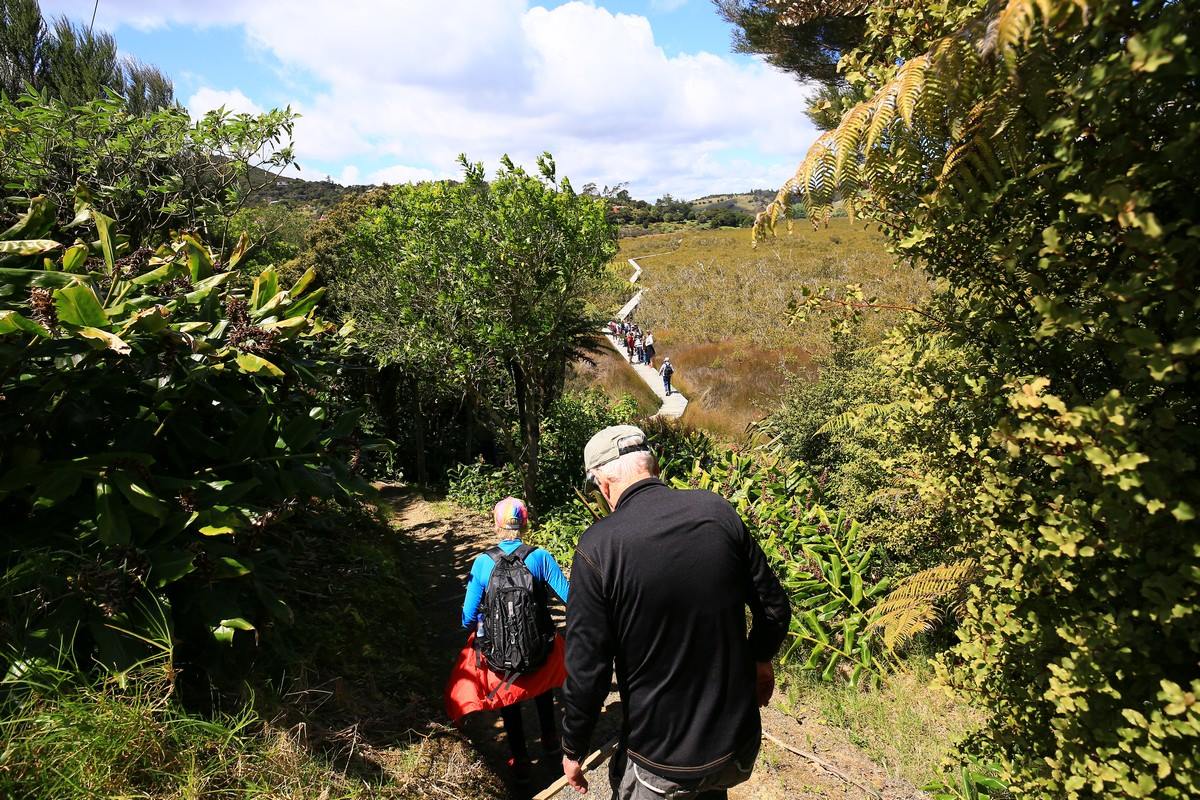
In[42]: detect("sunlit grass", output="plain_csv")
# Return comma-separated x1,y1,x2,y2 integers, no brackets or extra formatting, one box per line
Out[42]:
611,220,923,438
781,656,984,789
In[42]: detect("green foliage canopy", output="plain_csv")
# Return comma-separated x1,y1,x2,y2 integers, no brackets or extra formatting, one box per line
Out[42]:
0,197,368,677
761,0,1200,795
335,154,618,512
0,92,297,243
0,0,175,111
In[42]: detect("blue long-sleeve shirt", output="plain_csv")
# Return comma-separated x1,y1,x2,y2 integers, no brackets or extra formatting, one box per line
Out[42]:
461,539,570,629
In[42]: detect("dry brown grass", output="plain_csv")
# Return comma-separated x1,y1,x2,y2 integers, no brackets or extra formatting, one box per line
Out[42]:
655,337,813,440
608,220,919,438
567,344,661,418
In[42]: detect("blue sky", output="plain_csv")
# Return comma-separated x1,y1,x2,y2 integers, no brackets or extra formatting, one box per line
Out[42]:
41,1,818,199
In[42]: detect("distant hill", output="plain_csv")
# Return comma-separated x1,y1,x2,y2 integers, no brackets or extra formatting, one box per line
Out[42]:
242,167,372,212
243,169,779,218
688,190,777,214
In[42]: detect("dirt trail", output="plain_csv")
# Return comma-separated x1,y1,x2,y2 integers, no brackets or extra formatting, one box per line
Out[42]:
384,489,925,800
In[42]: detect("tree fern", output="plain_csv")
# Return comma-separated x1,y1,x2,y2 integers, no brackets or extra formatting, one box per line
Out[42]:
753,0,1095,244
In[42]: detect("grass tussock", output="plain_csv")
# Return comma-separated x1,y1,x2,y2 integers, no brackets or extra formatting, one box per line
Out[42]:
0,659,363,800
568,344,661,416
784,657,984,789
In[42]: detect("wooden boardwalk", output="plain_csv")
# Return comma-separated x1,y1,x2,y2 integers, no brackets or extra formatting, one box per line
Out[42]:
605,254,688,419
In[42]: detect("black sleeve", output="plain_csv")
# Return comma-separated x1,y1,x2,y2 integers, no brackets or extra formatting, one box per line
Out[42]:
560,546,614,760
739,514,792,662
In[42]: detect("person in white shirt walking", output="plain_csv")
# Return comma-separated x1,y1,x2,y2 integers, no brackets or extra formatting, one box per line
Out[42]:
658,357,674,396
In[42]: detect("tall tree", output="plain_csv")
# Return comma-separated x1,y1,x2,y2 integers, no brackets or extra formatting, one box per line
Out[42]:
122,59,175,115
336,154,618,514
39,15,122,106
0,0,45,98
715,0,868,88
0,0,175,110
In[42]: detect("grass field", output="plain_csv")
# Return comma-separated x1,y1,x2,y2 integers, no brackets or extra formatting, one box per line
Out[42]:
612,220,925,438
782,657,984,790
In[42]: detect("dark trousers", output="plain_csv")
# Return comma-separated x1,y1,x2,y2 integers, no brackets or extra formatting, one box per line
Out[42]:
499,691,559,760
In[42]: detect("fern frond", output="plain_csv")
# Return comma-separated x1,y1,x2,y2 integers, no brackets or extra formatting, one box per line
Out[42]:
834,102,872,184
867,559,978,652
864,87,898,152
814,401,903,436
895,54,930,127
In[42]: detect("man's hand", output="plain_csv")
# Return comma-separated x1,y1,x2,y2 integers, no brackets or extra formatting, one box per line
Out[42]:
756,661,775,707
563,755,589,794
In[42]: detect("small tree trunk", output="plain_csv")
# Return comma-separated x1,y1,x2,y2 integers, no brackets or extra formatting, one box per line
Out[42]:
511,360,541,520
410,377,428,486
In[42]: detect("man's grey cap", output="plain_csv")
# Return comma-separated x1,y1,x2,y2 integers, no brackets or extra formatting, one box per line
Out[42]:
584,424,649,473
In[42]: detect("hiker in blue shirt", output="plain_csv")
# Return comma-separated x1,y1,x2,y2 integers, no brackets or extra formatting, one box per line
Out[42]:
457,497,570,786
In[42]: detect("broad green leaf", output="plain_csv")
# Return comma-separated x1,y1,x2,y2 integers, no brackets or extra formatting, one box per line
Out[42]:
215,556,252,577
148,549,196,587
1,195,55,239
182,234,213,282
226,232,250,269
0,239,61,256
93,211,117,273
282,286,325,319
131,260,185,285
250,267,279,312
0,310,49,338
235,352,285,378
289,266,316,297
251,290,288,319
54,285,108,327
850,572,864,606
0,267,87,289
77,326,131,355
118,306,170,336
62,243,89,272
218,617,255,631
95,481,131,545
183,271,232,304
260,316,309,338
33,468,83,509
111,472,169,520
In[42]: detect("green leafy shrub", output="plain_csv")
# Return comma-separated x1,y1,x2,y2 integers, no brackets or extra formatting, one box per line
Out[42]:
758,0,1200,794
448,389,641,515
446,460,521,514
0,196,368,678
761,333,968,575
0,92,297,243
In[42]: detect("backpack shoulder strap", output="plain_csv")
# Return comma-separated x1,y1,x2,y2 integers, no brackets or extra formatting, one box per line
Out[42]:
513,543,536,563
485,545,505,563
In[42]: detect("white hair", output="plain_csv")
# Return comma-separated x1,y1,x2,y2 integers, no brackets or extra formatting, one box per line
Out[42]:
591,449,657,483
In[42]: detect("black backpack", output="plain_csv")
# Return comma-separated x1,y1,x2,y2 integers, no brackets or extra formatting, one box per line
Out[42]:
477,544,553,689
662,362,674,377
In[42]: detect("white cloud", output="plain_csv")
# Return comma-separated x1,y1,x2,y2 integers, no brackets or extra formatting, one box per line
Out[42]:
44,0,818,199
186,87,262,118
650,0,689,11
367,164,446,185
338,165,361,186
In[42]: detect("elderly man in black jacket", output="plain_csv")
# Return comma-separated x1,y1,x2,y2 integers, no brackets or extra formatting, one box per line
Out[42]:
560,425,792,799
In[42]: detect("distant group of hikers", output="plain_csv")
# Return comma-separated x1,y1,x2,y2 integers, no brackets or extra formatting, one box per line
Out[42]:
445,425,791,799
607,320,676,397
